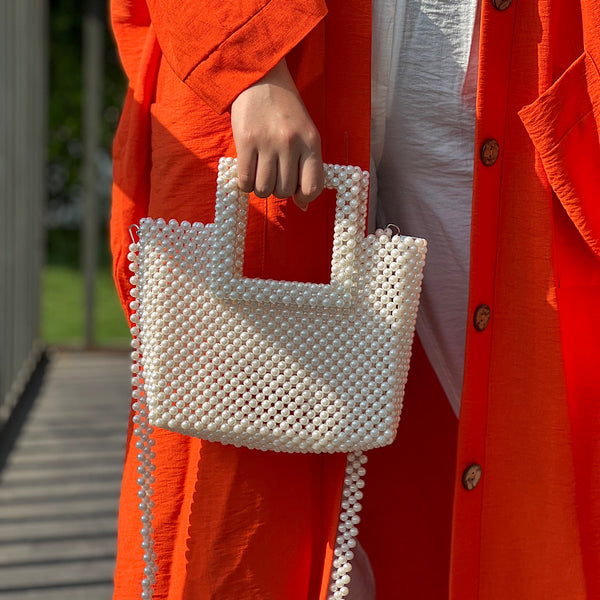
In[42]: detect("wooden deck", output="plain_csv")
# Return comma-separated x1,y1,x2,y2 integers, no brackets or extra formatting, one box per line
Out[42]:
0,351,131,600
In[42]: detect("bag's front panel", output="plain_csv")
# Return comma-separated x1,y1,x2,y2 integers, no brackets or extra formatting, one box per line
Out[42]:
135,219,425,453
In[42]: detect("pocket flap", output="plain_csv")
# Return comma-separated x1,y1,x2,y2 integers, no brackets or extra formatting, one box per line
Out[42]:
519,52,600,261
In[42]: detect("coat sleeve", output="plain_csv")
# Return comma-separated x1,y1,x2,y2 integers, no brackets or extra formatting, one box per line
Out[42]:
145,0,328,113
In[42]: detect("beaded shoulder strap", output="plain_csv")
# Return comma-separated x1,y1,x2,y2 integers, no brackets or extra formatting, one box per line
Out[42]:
128,361,367,599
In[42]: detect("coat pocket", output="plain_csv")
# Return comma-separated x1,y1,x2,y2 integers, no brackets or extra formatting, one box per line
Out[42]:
519,51,600,262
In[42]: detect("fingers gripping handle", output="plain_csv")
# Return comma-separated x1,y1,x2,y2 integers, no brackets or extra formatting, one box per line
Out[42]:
209,157,370,309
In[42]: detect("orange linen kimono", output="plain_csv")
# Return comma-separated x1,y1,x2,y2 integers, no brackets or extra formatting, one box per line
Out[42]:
110,1,600,598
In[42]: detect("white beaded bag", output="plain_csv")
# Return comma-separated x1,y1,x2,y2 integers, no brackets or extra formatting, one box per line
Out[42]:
128,158,426,600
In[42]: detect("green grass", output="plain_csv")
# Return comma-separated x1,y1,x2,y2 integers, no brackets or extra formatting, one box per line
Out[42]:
42,264,130,347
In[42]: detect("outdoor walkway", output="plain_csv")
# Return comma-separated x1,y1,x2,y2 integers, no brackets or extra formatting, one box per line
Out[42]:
0,351,131,600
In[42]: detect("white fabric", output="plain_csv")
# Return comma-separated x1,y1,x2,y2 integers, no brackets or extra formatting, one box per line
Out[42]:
371,0,480,415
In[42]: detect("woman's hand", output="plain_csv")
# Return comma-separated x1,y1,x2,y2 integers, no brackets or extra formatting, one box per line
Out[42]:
230,58,323,211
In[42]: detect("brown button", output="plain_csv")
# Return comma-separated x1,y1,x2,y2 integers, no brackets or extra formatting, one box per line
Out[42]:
462,464,483,490
492,0,513,10
473,304,491,332
480,139,500,166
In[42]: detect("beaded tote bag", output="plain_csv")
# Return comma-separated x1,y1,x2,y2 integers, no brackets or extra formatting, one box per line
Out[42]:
128,158,426,599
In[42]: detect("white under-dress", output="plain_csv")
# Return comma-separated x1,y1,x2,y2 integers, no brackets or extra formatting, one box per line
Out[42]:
371,0,480,416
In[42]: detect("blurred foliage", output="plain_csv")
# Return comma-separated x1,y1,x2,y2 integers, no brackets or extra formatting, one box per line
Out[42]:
48,0,126,232
46,228,113,267
42,264,129,346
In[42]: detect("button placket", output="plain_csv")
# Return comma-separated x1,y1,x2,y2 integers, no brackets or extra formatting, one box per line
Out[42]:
451,0,518,596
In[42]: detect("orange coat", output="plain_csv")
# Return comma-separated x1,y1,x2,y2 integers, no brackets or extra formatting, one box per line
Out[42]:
110,1,600,598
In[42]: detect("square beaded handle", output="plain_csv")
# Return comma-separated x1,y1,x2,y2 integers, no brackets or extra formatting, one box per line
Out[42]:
209,157,369,309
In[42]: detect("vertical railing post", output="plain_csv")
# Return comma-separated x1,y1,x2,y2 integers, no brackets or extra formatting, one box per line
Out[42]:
0,0,11,419
0,0,47,427
82,0,105,349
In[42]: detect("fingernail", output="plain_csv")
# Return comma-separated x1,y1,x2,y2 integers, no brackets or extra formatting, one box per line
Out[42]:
295,202,309,212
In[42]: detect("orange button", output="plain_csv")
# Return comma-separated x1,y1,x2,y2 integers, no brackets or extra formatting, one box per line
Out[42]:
473,304,491,332
462,464,482,491
480,139,500,166
492,0,513,10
